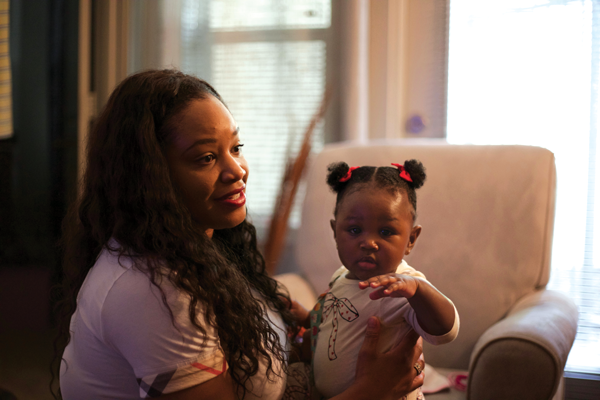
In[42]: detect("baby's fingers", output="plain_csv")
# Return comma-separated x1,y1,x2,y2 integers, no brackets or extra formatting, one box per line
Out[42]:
369,281,412,300
359,274,399,290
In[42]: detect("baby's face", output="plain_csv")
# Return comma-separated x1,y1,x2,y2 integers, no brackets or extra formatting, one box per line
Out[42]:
330,186,420,281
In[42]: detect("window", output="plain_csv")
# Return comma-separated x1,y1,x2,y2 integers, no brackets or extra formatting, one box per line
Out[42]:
178,0,331,234
447,0,600,373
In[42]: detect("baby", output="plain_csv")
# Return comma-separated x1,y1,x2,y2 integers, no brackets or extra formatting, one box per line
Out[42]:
308,160,460,400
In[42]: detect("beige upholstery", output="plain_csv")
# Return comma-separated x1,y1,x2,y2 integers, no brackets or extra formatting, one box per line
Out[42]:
277,139,578,399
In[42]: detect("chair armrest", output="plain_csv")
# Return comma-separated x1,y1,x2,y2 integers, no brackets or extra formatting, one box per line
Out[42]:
468,289,578,399
273,273,318,310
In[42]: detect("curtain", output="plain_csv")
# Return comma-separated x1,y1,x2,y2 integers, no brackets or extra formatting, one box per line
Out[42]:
0,0,11,139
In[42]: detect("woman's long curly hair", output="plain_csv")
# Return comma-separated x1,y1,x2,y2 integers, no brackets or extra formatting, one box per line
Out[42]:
51,69,296,398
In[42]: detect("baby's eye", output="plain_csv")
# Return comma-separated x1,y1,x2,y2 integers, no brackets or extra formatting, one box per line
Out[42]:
348,227,361,235
233,143,244,154
380,229,394,237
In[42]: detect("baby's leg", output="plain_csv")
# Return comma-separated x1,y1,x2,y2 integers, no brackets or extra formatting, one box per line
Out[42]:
284,362,323,400
408,387,424,400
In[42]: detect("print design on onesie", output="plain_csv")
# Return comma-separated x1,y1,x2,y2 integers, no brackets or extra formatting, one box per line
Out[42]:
322,293,359,360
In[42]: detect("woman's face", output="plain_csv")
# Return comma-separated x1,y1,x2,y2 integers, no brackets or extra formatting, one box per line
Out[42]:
164,96,249,237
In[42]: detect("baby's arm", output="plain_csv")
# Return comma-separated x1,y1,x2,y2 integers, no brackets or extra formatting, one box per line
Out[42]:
359,275,456,337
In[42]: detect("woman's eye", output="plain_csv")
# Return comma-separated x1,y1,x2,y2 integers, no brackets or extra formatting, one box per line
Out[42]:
198,154,215,164
233,144,244,154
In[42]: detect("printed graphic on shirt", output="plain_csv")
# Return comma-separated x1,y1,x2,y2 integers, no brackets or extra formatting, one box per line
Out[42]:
137,351,227,398
321,293,359,360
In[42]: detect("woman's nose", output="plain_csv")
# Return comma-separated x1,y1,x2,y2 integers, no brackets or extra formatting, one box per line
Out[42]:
220,155,246,183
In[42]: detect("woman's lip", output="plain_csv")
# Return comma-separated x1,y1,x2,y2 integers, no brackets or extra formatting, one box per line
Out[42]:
216,188,246,207
216,186,245,200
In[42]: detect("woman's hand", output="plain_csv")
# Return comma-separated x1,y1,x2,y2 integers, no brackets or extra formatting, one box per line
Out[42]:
358,273,420,300
280,296,311,328
289,300,310,328
281,297,311,363
332,316,424,400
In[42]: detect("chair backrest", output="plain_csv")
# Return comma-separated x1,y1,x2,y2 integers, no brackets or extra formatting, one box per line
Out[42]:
295,139,556,369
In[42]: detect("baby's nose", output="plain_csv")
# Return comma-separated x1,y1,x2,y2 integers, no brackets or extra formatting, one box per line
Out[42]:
360,240,379,251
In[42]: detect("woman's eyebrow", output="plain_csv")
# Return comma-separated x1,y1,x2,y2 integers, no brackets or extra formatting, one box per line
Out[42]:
183,138,217,154
183,127,240,154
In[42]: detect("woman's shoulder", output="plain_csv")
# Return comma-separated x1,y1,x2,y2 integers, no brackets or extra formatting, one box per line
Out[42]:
89,241,213,346
94,240,187,310
77,240,188,334
78,241,136,307
80,239,150,301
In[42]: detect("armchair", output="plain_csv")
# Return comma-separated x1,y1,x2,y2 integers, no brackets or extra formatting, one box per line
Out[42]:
275,139,578,399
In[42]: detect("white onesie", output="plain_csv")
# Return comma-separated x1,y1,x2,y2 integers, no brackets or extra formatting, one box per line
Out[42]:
312,260,460,399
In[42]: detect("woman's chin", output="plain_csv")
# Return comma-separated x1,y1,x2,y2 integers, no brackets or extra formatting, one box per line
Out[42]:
228,208,248,228
204,208,248,232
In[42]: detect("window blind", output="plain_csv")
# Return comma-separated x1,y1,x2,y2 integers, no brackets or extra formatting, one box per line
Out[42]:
447,0,600,373
180,0,329,234
209,0,331,31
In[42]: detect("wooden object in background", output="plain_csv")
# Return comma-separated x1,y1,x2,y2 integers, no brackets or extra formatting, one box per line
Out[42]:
263,88,331,276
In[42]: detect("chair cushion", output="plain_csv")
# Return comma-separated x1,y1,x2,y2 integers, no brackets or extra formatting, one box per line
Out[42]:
295,139,556,369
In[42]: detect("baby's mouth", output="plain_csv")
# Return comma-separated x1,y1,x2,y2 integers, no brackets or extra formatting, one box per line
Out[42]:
357,257,377,268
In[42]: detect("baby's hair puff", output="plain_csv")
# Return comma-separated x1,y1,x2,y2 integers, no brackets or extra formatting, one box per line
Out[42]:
326,160,427,220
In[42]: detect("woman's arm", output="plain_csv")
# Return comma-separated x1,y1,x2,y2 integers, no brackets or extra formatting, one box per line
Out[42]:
157,371,238,400
159,317,423,400
359,275,456,336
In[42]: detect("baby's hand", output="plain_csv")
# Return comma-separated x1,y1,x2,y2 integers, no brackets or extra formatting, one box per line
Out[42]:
359,273,420,300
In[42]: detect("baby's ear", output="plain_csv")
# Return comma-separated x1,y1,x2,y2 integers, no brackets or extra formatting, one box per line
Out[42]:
405,225,422,256
330,219,337,238
409,225,422,246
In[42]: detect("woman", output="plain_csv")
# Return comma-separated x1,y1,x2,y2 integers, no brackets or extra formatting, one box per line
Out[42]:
53,69,424,399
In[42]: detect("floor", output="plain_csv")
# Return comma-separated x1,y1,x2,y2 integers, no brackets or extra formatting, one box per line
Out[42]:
0,329,57,400
0,266,56,400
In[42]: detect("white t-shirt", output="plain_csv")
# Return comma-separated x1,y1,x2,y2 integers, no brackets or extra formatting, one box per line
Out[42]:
60,240,288,399
313,260,460,399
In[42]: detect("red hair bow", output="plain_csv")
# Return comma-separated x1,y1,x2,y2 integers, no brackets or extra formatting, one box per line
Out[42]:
391,163,413,182
339,166,359,182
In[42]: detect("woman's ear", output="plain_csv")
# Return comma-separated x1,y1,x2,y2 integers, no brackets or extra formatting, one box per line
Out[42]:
405,225,422,255
330,219,337,239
